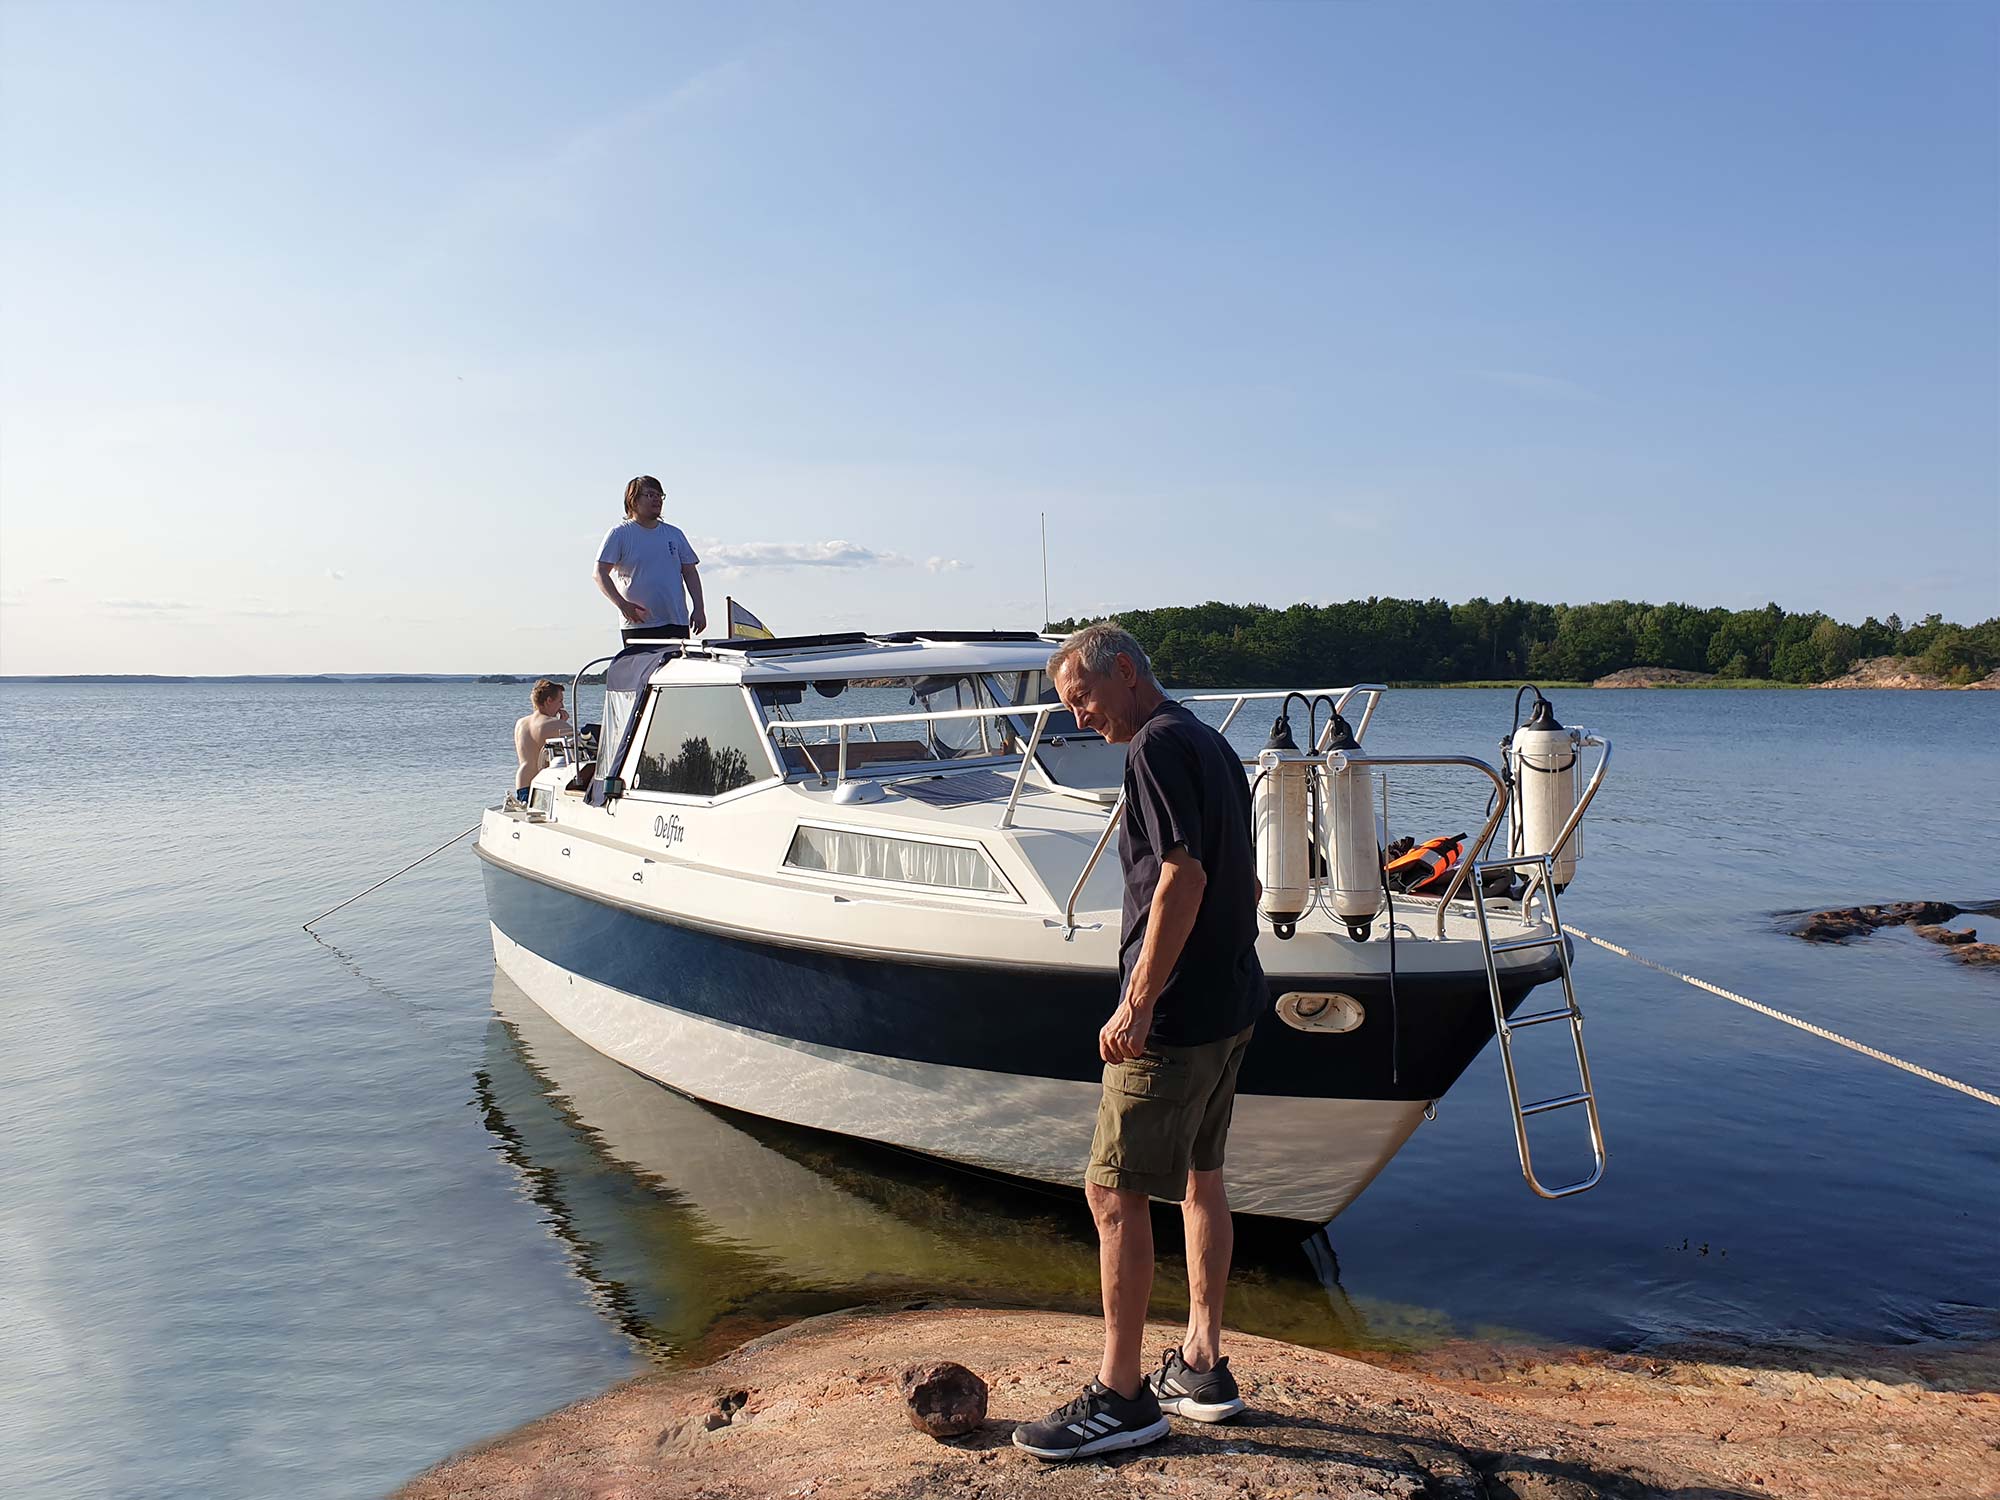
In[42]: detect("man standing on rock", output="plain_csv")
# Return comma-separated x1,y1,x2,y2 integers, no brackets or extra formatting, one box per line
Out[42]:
1014,623,1264,1461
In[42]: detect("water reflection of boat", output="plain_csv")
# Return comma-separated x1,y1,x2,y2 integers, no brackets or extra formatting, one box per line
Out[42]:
483,967,1380,1360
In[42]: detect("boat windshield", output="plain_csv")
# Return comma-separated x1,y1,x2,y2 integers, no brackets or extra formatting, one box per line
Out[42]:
756,675,1019,775
754,670,1113,788
984,670,1091,738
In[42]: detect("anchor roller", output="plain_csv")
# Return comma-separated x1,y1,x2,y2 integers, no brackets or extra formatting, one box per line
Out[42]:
1318,711,1383,942
1507,690,1582,888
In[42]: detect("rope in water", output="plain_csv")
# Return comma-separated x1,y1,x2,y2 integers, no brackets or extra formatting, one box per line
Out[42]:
302,822,481,932
1561,922,2000,1111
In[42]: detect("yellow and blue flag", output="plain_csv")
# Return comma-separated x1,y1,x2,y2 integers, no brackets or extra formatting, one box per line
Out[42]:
726,597,774,639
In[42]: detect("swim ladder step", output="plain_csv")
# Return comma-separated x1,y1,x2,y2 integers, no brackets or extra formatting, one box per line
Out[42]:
1520,1090,1592,1117
1504,1006,1577,1030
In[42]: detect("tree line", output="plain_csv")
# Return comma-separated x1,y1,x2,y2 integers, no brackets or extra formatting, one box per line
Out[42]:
1048,599,2000,688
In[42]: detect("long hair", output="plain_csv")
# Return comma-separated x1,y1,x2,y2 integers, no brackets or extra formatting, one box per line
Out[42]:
623,475,663,518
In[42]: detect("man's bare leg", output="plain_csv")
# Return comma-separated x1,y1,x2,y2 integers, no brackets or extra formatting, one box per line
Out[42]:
1087,1180,1154,1397
1180,1167,1232,1371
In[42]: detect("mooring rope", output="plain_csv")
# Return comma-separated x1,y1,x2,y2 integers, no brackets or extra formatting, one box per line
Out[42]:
1561,923,2000,1111
302,822,481,932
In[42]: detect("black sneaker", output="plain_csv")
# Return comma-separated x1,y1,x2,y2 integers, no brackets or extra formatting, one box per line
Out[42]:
1148,1346,1246,1422
1011,1379,1170,1461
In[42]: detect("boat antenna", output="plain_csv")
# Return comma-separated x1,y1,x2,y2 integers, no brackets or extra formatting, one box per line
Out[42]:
1040,510,1050,631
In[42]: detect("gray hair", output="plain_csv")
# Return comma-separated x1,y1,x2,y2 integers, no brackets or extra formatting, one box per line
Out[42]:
1049,622,1157,685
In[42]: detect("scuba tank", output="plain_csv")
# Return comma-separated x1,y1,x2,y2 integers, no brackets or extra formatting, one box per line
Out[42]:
1318,710,1383,942
1507,690,1582,889
1253,711,1314,940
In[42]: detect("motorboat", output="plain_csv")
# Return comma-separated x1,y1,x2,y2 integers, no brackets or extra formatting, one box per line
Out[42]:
478,629,1613,1223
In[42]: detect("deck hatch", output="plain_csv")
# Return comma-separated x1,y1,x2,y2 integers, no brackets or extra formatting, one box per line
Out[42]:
888,770,1017,808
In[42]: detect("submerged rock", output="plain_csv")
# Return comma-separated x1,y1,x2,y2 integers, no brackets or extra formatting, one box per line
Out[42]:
1792,901,1963,942
897,1359,989,1438
1794,901,2000,977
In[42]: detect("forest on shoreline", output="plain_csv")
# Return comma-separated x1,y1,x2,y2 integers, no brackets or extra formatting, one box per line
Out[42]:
1049,598,2000,689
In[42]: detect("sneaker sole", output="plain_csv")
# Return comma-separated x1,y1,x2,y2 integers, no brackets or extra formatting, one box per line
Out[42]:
1158,1394,1246,1423
1012,1416,1171,1460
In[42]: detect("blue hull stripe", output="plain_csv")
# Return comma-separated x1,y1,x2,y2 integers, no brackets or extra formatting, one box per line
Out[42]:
480,853,1557,1101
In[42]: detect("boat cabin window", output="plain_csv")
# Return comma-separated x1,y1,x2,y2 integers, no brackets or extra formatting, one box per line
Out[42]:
784,825,1013,897
631,685,776,798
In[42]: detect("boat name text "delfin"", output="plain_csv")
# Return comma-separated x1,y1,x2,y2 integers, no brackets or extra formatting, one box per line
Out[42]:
653,815,686,847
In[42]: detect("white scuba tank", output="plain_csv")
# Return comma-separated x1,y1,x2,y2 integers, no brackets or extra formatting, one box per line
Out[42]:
1510,695,1582,888
1318,713,1383,942
1254,717,1314,939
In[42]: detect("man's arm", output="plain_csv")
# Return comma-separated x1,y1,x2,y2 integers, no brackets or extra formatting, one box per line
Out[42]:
1100,848,1206,1062
682,562,706,636
595,561,648,624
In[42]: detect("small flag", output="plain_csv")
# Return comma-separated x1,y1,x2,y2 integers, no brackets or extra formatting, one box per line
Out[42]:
726,597,774,639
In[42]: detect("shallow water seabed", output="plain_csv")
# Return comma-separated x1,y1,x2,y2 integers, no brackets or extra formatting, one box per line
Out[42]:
1,683,1995,1500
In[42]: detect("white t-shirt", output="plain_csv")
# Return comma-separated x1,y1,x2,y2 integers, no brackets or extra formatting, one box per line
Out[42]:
598,520,700,627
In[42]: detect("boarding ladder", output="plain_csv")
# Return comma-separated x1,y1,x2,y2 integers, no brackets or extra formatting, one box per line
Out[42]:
1470,853,1606,1199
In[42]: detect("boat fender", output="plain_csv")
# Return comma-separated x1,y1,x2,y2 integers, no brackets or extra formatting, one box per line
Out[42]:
1509,691,1582,888
1319,712,1384,942
1253,707,1314,940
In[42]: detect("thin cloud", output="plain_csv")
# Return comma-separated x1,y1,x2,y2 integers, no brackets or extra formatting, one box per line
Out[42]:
924,557,968,574
102,598,198,614
1474,368,1602,402
702,540,911,572
401,57,755,277
325,568,346,582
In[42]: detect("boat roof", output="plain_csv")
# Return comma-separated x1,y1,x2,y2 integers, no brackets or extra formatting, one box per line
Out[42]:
655,630,1061,684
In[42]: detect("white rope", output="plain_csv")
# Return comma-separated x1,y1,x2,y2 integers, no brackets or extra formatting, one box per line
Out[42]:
1562,923,2000,1111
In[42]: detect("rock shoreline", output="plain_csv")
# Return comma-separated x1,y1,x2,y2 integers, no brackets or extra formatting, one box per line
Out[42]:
1791,899,2000,969
1589,657,2000,689
393,1307,2000,1499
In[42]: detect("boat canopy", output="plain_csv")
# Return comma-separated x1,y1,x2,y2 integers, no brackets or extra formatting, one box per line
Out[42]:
588,643,681,806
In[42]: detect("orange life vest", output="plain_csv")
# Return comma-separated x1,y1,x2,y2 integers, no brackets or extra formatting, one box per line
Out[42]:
1385,833,1466,894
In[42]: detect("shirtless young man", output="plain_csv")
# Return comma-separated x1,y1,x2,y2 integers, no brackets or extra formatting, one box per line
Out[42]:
512,679,573,800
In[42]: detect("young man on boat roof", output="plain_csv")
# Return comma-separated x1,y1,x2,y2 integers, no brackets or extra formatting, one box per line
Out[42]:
1014,622,1264,1461
595,475,706,644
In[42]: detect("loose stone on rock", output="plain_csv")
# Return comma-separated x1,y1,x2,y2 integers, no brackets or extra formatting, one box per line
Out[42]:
898,1360,989,1439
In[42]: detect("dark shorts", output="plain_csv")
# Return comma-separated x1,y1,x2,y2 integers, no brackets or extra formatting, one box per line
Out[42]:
1085,1022,1256,1200
622,623,690,644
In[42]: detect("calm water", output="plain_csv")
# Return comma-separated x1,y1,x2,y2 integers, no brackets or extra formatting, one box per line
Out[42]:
3,682,1996,1498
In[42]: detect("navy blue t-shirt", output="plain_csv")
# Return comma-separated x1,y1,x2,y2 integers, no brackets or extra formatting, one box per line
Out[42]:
1118,700,1266,1046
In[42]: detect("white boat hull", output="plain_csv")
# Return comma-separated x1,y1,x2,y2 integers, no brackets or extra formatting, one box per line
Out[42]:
493,925,1428,1223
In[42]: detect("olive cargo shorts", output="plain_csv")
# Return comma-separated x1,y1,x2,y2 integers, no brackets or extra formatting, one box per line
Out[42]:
1085,1022,1257,1200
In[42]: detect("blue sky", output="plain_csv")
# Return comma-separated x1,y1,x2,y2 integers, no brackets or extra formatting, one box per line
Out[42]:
2,0,1994,674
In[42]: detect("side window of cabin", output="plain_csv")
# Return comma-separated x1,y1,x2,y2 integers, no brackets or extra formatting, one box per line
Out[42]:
631,686,773,798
